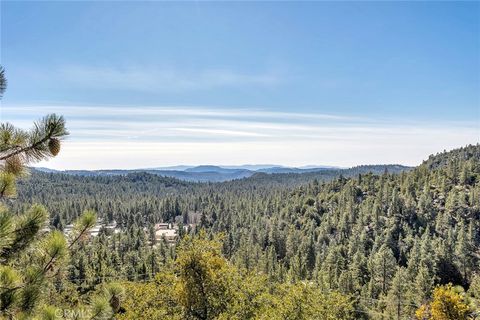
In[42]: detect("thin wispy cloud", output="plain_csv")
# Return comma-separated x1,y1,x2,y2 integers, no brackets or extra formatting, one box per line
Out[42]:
1,104,478,170
15,65,284,93
2,105,351,119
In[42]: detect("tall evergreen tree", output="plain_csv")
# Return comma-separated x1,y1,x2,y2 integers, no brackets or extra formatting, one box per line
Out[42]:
385,267,412,320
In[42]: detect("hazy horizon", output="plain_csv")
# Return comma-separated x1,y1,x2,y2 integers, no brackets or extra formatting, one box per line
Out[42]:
4,105,478,170
33,163,349,171
30,148,449,171
1,2,478,170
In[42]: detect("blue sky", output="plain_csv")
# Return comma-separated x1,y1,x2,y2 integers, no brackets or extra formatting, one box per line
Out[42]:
0,1,479,169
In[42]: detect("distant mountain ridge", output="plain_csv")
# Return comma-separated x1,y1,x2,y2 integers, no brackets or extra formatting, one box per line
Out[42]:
33,164,411,183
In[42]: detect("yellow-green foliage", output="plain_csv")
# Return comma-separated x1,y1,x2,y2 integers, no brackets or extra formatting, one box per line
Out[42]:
175,231,239,319
119,272,182,320
118,232,354,320
416,284,472,320
258,282,354,320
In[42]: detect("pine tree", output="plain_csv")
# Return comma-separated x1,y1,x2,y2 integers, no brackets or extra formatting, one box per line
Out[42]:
455,221,475,285
0,206,98,316
385,267,412,320
0,67,112,318
175,231,237,320
414,264,435,305
369,244,397,297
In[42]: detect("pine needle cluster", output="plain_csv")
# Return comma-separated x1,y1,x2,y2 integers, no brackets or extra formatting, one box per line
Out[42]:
0,66,121,318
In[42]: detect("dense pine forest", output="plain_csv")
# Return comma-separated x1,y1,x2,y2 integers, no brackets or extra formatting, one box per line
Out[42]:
1,61,479,320
2,0,479,318
4,142,480,319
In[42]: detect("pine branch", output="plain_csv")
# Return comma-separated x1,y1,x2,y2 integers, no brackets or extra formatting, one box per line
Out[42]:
0,114,68,162
0,205,48,261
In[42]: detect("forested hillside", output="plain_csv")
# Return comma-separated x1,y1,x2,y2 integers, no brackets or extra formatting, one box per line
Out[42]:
2,0,479,318
8,144,480,319
33,164,410,182
14,164,409,228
